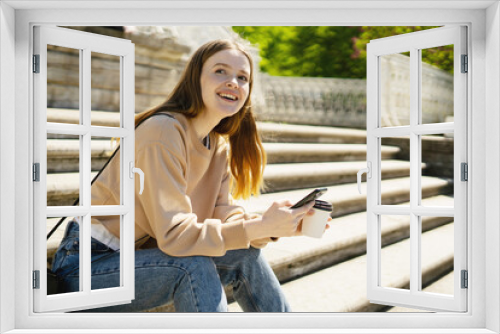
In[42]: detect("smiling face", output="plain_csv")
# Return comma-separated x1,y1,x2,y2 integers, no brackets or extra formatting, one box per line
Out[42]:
199,49,251,122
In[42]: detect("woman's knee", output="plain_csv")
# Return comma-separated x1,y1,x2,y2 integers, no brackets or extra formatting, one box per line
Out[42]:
148,251,218,278
218,247,263,269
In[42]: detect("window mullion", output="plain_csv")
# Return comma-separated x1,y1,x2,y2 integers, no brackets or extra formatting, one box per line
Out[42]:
80,47,92,294
366,47,380,299
121,51,135,296
119,55,125,288
372,126,411,137
409,47,421,293
46,123,130,137
413,123,454,135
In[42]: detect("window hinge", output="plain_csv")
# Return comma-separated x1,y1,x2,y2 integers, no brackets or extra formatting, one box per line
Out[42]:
33,54,40,73
461,270,468,289
461,162,468,181
33,270,40,289
461,54,468,73
33,163,40,182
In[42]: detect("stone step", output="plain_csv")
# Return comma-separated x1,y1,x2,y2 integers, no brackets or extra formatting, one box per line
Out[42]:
228,221,455,312
45,160,420,205
263,160,416,193
47,108,119,127
264,143,399,164
47,139,118,172
46,139,400,172
47,172,98,206
46,189,452,267
235,175,452,217
47,108,367,144
257,122,367,144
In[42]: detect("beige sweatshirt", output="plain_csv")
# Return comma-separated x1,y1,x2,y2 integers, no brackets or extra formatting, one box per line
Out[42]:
91,112,273,257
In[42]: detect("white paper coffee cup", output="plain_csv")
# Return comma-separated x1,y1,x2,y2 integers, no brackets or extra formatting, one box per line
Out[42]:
301,200,333,238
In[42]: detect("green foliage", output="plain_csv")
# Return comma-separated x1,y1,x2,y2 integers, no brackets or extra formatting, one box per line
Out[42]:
232,26,454,78
233,26,363,78
355,26,454,75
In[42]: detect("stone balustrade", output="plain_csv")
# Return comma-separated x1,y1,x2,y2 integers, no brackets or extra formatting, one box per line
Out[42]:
255,74,367,128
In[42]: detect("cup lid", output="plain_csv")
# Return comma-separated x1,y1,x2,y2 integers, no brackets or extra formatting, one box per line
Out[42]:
313,199,333,212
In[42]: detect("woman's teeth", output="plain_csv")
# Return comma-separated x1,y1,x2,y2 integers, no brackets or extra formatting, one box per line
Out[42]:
218,93,237,101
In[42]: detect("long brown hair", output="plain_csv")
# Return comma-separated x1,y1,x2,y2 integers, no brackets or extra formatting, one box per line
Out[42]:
135,39,266,199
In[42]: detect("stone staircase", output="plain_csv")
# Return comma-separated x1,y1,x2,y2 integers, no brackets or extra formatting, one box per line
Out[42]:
46,108,454,313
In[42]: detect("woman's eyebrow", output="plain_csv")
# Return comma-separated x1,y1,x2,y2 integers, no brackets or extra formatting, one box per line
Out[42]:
213,63,250,76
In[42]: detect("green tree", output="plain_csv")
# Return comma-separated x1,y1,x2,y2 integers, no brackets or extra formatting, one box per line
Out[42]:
233,26,364,78
354,26,454,74
232,26,454,78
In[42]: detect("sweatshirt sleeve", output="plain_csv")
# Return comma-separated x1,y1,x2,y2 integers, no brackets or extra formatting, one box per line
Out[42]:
224,211,280,249
212,155,279,249
135,120,251,257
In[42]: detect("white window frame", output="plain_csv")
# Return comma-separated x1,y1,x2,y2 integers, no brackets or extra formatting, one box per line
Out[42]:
365,26,468,312
1,1,499,333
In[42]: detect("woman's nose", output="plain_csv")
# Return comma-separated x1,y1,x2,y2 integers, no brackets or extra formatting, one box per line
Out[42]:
226,78,238,89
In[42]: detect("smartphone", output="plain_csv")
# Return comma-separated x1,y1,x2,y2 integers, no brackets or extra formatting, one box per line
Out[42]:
290,188,328,209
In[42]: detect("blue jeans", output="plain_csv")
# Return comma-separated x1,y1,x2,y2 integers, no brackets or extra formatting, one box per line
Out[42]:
51,221,291,312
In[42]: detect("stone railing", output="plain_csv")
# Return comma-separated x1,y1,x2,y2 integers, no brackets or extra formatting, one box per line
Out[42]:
257,54,453,128
254,74,367,128
379,53,454,127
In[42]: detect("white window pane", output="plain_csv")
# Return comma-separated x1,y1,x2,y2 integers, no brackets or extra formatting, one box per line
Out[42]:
380,215,410,290
47,45,80,125
380,136,410,205
47,134,81,206
421,45,454,125
421,134,454,207
380,52,410,127
47,217,82,295
91,52,121,127
91,136,120,205
420,217,454,296
91,215,121,291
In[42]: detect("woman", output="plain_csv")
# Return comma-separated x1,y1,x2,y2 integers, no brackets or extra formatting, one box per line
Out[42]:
51,39,318,312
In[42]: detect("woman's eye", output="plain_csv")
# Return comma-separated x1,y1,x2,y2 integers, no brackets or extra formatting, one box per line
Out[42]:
215,69,225,74
238,76,248,82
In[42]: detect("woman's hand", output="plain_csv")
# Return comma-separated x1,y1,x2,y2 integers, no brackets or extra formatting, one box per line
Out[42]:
244,200,332,241
260,199,315,238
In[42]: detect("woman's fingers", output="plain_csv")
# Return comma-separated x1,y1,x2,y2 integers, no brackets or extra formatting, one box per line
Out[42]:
290,201,315,217
270,199,294,209
290,204,313,235
292,221,304,236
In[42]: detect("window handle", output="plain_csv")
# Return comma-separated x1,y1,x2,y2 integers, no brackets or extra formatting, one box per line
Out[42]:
357,161,372,194
129,162,145,195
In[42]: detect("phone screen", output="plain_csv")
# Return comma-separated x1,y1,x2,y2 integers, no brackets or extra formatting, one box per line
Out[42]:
290,188,328,209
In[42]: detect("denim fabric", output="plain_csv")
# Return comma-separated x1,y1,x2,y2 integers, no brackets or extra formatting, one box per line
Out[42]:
51,221,291,312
